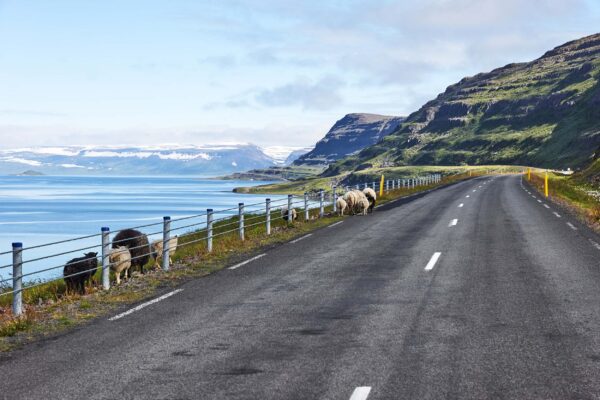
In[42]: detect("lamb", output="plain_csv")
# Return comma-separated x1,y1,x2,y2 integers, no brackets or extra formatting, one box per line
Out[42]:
63,252,98,294
362,187,377,213
112,229,151,274
355,196,370,215
336,197,347,216
281,206,298,222
151,236,179,269
109,246,131,285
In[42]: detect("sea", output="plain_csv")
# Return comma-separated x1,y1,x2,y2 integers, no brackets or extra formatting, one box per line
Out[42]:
0,175,285,283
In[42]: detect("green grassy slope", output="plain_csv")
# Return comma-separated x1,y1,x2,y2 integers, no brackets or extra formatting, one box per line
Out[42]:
324,33,600,175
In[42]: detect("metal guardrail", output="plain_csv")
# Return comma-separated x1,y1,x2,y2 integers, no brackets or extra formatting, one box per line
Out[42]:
2,174,441,316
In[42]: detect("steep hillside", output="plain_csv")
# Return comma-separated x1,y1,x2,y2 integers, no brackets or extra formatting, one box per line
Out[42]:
325,33,600,175
295,113,404,166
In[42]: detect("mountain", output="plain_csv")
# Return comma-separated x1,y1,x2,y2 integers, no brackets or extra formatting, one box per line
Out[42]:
294,113,405,166
0,144,286,176
261,146,313,166
325,33,600,175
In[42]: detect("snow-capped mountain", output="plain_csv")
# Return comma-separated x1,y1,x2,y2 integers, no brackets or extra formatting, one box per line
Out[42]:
0,144,299,176
261,146,313,166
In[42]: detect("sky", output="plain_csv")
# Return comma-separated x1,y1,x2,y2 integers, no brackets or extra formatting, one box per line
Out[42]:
0,0,599,149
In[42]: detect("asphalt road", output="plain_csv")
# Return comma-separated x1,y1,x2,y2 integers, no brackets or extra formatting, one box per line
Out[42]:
1,175,600,400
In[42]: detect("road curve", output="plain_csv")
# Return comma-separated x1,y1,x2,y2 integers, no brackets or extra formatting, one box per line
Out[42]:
1,175,599,399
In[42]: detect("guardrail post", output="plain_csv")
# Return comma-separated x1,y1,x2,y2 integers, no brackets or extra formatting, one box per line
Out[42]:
304,193,309,221
207,209,214,251
372,181,376,190
385,180,389,192
162,216,171,271
238,203,245,241
264,200,271,235
319,189,324,217
356,183,360,190
287,195,293,223
101,227,110,290
332,186,337,213
12,242,23,317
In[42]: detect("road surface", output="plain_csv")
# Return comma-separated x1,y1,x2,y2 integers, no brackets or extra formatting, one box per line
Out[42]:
1,175,600,399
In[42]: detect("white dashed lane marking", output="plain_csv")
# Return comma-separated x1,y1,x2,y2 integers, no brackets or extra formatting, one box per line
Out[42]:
228,253,267,270
567,222,578,231
349,387,372,400
425,252,442,271
109,289,184,321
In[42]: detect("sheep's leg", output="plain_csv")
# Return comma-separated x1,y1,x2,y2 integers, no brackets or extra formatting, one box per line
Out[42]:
116,272,120,285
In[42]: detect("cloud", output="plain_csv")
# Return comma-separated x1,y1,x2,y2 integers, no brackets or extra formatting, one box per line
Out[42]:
255,76,344,110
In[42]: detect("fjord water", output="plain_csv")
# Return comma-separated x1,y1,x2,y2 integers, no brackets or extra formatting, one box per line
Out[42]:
0,176,284,283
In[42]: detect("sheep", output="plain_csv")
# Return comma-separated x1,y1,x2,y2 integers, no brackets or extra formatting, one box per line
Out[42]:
112,229,150,274
353,191,370,215
109,246,131,285
343,191,359,214
281,206,298,222
363,187,377,213
352,196,370,215
63,252,98,294
336,197,347,216
151,236,179,269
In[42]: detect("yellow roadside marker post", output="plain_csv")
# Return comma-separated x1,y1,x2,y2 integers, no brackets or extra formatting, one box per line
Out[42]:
379,175,384,197
528,168,531,181
544,171,549,197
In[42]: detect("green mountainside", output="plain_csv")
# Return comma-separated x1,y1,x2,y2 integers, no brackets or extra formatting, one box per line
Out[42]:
325,33,600,177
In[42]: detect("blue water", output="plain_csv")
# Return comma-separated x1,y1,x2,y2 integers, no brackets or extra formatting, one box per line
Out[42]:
0,176,285,283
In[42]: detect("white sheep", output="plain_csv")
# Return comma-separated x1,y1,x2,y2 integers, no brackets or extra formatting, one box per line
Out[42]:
362,187,377,213
336,197,347,216
281,206,298,222
109,246,131,285
353,191,370,215
343,191,359,214
151,235,179,269
354,196,369,215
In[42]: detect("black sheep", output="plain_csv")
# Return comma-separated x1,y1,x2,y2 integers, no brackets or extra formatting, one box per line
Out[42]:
112,229,150,274
63,252,98,294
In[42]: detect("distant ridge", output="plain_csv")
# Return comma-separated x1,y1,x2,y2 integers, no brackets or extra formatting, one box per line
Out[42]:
294,113,404,166
325,33,600,175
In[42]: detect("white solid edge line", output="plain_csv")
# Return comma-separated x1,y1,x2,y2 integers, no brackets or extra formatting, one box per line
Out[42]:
328,221,344,228
290,233,313,244
458,203,464,208
349,386,372,400
553,212,561,218
425,252,442,271
566,222,578,231
449,219,458,227
228,253,267,270
109,289,184,321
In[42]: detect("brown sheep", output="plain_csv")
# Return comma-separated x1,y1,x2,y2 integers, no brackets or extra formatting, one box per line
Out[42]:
112,229,151,274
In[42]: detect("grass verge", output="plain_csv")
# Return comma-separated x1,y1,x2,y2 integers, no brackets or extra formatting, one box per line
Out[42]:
527,171,600,233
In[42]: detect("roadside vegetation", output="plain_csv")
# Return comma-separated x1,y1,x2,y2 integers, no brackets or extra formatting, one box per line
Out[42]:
527,169,600,233
235,164,526,195
0,170,482,350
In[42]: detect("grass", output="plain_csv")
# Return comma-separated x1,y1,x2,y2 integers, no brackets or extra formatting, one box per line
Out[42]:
527,171,600,232
0,171,481,349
